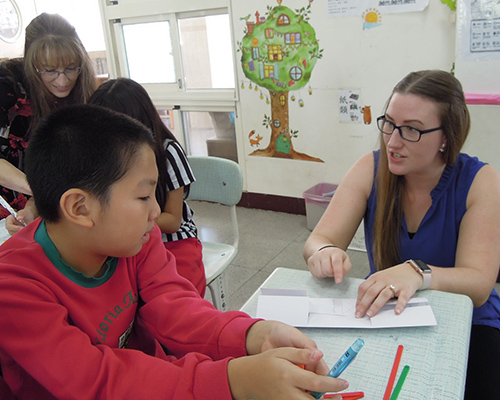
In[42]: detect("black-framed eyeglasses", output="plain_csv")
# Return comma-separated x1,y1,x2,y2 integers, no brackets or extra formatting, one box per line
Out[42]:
35,66,82,80
376,116,442,143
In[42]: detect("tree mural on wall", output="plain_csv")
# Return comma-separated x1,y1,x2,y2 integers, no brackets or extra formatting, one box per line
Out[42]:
239,1,323,162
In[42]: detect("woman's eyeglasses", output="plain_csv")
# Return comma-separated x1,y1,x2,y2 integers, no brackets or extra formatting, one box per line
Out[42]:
377,116,442,143
36,66,82,80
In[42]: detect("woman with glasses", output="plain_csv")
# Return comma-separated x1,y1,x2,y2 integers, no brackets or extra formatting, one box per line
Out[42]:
0,13,97,226
304,70,500,398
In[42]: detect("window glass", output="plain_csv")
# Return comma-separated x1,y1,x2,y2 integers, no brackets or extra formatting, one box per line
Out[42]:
183,111,237,162
122,21,176,83
178,14,234,89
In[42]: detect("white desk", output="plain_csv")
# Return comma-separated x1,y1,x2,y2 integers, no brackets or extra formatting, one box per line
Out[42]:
241,268,473,400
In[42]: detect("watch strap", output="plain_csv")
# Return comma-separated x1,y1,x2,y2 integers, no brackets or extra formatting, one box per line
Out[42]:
407,259,432,290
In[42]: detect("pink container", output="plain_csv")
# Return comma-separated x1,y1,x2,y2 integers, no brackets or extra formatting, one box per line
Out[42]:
303,183,338,230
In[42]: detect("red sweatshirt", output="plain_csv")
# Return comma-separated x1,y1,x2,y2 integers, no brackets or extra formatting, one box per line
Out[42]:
0,219,256,399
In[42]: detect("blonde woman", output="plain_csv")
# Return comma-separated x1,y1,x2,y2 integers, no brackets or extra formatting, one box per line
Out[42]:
0,13,97,227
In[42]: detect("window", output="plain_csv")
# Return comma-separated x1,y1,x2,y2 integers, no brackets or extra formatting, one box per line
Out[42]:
263,64,275,79
289,66,303,81
178,13,234,89
277,14,290,25
102,3,237,162
122,21,176,84
285,33,301,45
268,45,283,61
183,111,237,162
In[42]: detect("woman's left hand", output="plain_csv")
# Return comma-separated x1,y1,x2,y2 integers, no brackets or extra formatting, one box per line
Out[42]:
355,262,423,318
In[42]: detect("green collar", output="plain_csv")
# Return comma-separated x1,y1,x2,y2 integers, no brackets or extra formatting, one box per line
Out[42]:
35,220,118,288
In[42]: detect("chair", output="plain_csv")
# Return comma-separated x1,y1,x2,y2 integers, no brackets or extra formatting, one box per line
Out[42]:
187,156,243,311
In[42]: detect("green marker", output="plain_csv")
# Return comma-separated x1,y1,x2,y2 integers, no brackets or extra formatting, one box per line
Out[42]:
389,365,410,400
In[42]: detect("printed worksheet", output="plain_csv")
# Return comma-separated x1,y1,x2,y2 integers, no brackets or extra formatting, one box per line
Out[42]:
256,288,437,328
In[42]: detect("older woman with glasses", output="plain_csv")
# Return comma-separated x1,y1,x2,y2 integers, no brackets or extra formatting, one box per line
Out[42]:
303,69,500,398
0,12,97,227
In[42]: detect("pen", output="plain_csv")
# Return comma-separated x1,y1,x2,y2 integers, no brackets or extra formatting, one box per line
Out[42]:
310,338,365,399
0,196,27,226
389,365,410,400
383,345,404,400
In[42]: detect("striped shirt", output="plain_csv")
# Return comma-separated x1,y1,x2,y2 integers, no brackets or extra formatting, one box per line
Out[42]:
161,140,197,242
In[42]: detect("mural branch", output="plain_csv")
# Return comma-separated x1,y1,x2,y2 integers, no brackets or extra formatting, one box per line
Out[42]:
239,2,324,162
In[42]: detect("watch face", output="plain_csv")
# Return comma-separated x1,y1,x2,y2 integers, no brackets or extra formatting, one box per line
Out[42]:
0,0,22,43
415,259,431,273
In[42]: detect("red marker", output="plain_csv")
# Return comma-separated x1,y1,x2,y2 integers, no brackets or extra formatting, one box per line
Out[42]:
383,345,404,400
324,391,364,399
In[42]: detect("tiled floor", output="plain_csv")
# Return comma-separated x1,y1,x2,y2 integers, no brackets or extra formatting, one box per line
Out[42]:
190,200,500,312
189,200,371,311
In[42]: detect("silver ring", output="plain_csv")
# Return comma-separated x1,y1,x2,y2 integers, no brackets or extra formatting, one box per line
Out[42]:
387,284,396,298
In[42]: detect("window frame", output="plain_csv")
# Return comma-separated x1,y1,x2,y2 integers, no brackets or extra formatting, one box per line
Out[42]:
100,0,238,109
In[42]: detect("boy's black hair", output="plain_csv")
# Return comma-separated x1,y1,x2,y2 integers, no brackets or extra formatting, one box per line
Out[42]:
25,104,156,223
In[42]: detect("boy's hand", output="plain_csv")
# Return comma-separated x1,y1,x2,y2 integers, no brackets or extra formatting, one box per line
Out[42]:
245,320,323,360
5,213,25,235
228,347,348,400
5,207,34,235
230,321,348,399
5,198,37,235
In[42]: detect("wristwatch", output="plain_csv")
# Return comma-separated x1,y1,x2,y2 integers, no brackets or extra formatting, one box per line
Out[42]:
406,259,432,290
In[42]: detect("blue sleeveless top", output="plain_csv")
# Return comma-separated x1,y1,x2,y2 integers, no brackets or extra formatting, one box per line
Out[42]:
364,151,500,329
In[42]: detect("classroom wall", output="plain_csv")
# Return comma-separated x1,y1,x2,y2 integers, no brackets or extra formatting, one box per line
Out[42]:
3,0,498,202
230,0,499,199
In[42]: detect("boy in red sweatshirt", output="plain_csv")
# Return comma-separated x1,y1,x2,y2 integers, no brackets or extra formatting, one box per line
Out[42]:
0,104,348,399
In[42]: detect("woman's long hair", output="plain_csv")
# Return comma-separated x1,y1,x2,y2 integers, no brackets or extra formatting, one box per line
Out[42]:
23,13,97,131
373,70,470,270
88,78,187,210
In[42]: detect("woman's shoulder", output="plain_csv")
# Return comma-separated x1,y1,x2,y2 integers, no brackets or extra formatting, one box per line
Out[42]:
341,152,375,195
452,153,487,180
456,152,484,165
466,158,500,209
351,151,376,172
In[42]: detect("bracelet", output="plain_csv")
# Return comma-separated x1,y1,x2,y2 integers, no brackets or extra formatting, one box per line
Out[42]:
317,245,339,252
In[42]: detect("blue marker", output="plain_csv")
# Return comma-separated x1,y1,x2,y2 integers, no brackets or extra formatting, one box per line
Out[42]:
310,338,365,399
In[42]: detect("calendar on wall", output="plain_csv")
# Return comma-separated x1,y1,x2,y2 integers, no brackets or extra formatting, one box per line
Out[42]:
455,0,500,96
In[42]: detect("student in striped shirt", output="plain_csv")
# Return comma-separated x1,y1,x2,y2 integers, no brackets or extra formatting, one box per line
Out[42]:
89,78,206,296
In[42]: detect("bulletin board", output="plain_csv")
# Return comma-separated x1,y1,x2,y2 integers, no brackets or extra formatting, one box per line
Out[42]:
454,0,500,104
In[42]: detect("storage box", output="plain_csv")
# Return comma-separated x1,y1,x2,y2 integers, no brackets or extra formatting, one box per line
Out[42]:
303,183,338,231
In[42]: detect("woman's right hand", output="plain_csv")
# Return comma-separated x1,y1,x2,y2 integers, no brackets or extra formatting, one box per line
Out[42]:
307,246,352,283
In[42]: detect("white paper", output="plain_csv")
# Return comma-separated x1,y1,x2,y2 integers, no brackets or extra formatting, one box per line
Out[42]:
256,289,437,329
327,0,430,17
0,219,11,245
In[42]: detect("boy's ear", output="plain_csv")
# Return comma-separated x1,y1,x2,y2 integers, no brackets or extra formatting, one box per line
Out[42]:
59,189,95,228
